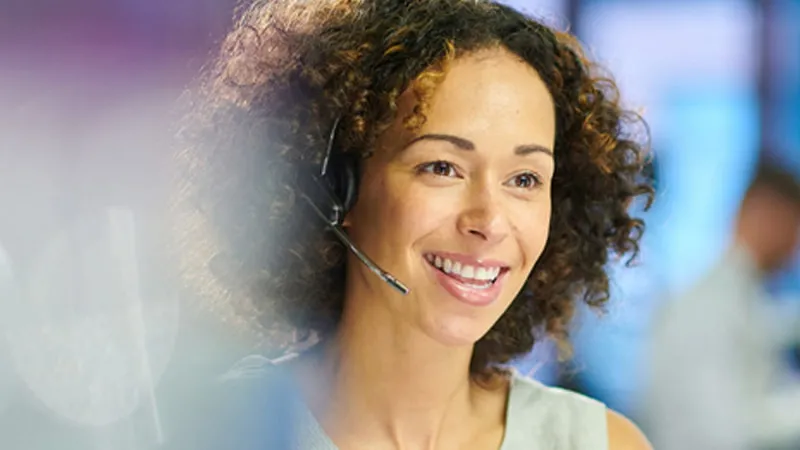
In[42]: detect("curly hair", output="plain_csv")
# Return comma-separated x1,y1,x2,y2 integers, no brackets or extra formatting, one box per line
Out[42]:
174,0,654,375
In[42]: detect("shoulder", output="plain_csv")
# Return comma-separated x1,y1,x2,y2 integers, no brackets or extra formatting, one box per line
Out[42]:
506,374,608,447
606,409,652,450
510,374,606,414
508,374,651,449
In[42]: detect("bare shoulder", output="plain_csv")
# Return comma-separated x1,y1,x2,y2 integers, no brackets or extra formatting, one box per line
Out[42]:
606,409,652,450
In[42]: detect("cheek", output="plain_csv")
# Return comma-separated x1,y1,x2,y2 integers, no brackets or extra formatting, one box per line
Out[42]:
514,203,551,268
773,214,800,247
354,174,448,248
784,225,800,254
384,184,451,243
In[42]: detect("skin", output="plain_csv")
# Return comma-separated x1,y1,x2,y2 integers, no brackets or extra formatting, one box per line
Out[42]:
735,186,800,274
292,47,651,450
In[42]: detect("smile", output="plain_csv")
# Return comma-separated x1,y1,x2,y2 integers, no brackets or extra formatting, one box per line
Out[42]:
424,252,510,306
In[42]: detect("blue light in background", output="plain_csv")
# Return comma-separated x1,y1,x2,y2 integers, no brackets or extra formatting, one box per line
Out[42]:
497,0,568,28
654,86,760,293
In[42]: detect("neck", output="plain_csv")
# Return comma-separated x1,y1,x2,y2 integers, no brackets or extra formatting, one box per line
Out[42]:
306,288,498,449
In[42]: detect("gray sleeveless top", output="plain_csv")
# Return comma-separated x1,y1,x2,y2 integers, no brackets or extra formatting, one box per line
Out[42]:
221,357,608,450
292,371,608,449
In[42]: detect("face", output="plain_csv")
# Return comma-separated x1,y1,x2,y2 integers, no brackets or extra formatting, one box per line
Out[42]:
761,196,800,272
344,47,556,346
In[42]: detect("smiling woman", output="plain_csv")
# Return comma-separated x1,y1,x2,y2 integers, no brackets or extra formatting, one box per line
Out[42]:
174,1,653,449
341,48,557,348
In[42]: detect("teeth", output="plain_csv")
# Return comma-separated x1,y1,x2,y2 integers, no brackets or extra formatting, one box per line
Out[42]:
426,254,503,281
443,259,453,273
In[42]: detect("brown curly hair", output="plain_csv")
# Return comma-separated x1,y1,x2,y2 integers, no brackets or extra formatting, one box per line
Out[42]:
173,0,653,376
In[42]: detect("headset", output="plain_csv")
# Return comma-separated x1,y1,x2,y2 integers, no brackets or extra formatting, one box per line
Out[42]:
298,116,410,295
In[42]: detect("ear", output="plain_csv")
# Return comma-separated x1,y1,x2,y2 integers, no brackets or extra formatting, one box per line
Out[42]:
342,211,353,228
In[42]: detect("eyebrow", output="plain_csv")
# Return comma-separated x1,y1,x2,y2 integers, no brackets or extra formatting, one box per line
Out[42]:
404,133,553,157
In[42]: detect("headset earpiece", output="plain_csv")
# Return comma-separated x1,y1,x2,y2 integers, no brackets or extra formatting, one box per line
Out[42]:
325,152,360,215
318,116,360,219
301,115,409,295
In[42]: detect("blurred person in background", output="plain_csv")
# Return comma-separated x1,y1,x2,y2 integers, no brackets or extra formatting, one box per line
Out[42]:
646,157,800,450
173,0,655,448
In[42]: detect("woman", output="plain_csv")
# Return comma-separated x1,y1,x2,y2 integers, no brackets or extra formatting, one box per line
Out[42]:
175,0,654,448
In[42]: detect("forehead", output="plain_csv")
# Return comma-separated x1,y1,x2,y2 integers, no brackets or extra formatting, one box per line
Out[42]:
400,47,556,151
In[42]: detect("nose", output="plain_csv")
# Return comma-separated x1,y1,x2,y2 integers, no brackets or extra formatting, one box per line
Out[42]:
456,185,511,244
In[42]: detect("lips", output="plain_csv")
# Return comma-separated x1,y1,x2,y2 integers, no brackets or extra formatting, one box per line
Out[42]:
424,252,510,307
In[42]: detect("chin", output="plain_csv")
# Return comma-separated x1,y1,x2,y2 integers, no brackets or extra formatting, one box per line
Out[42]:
421,314,498,347
410,279,521,349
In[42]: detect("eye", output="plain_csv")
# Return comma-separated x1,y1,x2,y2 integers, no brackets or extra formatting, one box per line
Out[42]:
507,172,541,190
416,160,460,178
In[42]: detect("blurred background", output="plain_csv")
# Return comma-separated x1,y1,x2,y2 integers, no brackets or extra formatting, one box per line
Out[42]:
0,0,798,448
